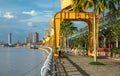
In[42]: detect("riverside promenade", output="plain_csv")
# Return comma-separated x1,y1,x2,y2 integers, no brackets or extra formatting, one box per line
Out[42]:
53,53,120,76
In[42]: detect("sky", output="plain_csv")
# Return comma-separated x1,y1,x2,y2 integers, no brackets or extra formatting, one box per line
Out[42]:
0,0,61,43
0,0,87,44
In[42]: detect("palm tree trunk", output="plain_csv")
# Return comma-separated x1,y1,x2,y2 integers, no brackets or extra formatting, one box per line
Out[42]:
116,38,118,48
103,36,106,48
63,37,66,49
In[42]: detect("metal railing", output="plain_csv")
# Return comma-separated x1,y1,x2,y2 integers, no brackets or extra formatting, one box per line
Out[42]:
40,47,54,76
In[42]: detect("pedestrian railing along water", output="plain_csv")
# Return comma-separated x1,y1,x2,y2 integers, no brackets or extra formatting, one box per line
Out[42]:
40,47,54,76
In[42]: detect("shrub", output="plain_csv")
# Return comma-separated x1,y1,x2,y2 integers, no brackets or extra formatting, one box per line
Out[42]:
112,48,120,54
89,61,105,65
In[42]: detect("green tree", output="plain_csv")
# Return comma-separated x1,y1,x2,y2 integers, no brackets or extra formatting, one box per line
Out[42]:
60,21,78,38
69,34,88,50
108,0,118,13
112,22,120,39
94,0,107,15
72,0,93,12
72,0,119,14
72,0,108,62
113,0,120,11
71,0,120,62
112,21,120,48
60,21,78,47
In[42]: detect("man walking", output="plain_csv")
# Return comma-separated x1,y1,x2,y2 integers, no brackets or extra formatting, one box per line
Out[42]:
58,46,61,57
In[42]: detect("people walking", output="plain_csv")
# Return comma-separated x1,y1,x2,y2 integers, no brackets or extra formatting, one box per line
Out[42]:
58,46,61,57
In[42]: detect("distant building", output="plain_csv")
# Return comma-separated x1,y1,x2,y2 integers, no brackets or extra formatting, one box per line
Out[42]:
8,32,12,45
17,38,21,44
34,32,39,43
28,32,32,43
25,37,28,44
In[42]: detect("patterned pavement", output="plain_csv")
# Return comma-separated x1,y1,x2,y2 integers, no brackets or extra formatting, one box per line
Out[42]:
52,53,120,76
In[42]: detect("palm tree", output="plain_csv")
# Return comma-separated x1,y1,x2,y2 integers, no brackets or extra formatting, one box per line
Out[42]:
60,21,78,37
72,0,119,62
72,0,120,15
72,0,108,62
94,0,107,15
60,21,78,48
69,34,88,50
112,25,119,39
107,0,118,13
72,0,93,12
112,21,120,48
112,0,120,11
116,0,120,11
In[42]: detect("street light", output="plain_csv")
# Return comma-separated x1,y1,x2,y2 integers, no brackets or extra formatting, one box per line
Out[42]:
93,0,97,62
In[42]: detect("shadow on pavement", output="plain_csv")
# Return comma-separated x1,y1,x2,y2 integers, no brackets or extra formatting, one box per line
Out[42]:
63,54,90,76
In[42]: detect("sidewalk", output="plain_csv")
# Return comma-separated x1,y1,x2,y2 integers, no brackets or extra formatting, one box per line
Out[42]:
53,53,120,76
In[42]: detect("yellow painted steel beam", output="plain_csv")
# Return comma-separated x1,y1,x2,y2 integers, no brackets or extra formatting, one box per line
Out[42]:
49,36,53,48
54,11,99,58
50,30,54,48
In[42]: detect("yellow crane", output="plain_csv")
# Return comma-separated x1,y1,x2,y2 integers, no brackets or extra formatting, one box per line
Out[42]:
53,0,99,58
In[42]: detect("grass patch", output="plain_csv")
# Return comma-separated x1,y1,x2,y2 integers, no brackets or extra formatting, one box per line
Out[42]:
89,61,105,65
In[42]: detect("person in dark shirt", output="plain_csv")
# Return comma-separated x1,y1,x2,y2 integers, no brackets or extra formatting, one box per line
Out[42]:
58,46,61,57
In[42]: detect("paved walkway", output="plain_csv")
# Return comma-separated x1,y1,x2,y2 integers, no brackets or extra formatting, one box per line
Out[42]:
53,53,120,76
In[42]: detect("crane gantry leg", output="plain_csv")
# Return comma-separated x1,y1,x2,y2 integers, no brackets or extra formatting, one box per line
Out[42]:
54,11,99,58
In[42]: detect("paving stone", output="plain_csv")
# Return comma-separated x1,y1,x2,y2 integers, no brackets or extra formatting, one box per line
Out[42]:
52,53,120,76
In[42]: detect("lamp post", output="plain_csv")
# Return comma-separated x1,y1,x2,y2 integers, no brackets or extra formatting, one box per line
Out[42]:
93,0,97,62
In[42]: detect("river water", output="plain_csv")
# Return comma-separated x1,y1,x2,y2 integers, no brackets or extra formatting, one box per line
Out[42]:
0,47,46,76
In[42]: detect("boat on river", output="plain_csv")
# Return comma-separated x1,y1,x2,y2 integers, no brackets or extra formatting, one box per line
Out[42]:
30,45,38,49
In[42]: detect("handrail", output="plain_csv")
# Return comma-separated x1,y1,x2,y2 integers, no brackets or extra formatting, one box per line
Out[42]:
40,46,54,76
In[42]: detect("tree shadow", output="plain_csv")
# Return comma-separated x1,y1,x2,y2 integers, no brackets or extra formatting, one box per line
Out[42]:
64,55,90,76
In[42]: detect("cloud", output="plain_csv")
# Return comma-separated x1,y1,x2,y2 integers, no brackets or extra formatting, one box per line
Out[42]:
22,10,36,16
3,12,14,19
20,10,54,23
20,15,51,23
